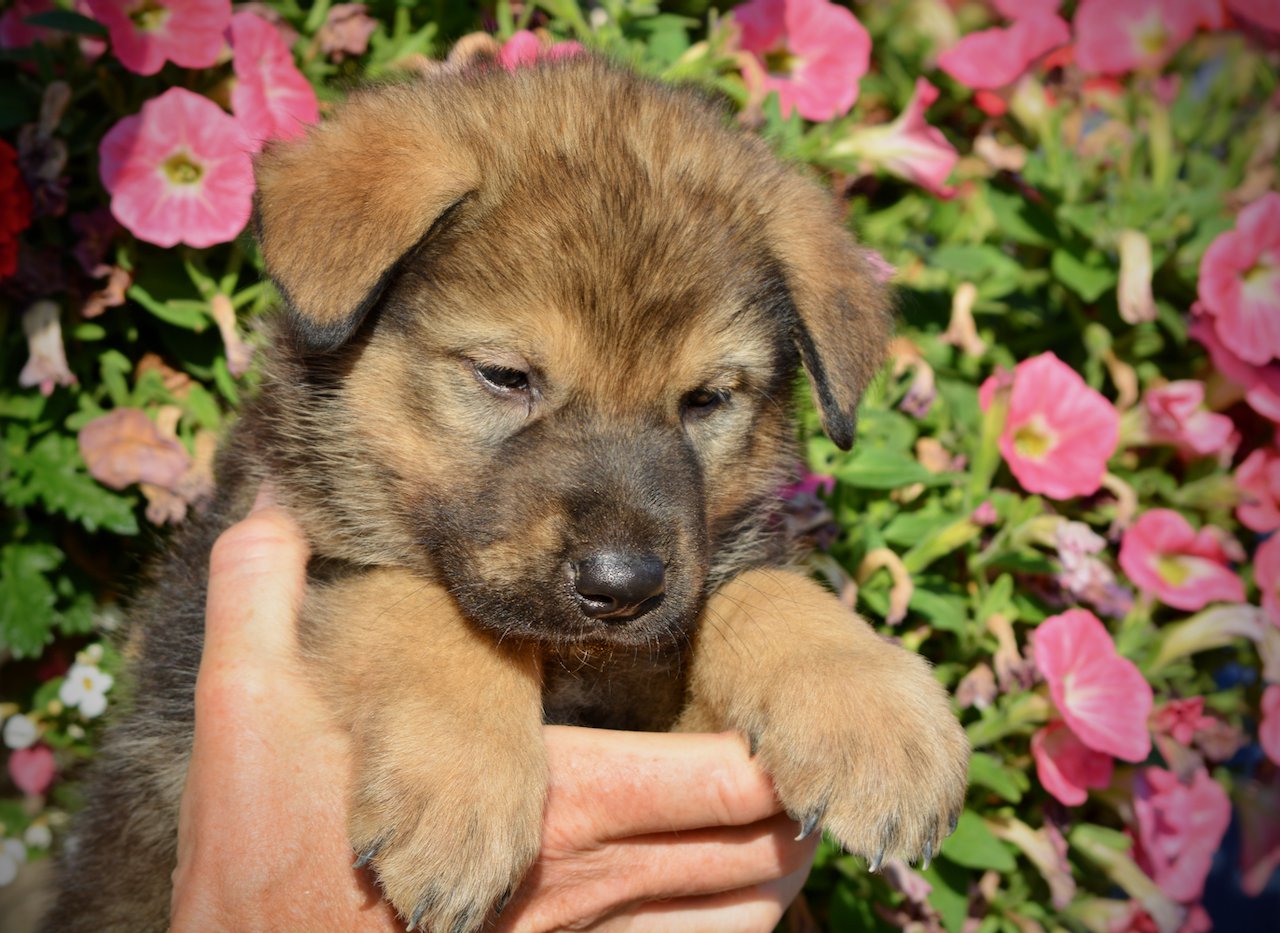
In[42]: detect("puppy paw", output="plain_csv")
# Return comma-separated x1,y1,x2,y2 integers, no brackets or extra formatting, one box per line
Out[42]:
349,747,545,933
747,646,969,869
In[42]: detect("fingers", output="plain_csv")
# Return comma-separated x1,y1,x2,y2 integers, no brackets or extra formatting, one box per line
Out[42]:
585,863,813,933
542,727,782,841
203,484,310,663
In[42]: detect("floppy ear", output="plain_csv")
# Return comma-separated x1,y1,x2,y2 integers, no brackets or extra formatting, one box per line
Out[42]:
253,87,478,353
769,188,894,451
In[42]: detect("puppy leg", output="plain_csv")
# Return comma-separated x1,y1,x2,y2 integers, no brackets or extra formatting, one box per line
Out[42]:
678,568,969,868
304,568,546,933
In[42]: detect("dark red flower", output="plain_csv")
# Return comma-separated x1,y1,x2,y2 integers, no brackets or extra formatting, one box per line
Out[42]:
0,139,33,280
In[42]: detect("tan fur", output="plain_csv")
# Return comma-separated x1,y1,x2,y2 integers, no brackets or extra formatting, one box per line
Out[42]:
45,57,967,933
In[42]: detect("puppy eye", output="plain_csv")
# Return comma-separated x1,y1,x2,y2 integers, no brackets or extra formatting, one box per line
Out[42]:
474,363,530,395
682,387,731,419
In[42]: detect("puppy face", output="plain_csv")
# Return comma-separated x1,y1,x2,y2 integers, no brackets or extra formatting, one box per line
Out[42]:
250,58,892,648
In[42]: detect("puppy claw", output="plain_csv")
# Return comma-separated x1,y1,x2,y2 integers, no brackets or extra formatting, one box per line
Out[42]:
747,731,761,758
353,841,382,870
493,887,514,918
795,808,824,842
921,838,933,871
948,811,960,836
868,845,886,873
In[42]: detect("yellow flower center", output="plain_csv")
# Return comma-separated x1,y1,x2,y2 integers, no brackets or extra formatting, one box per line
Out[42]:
1244,254,1280,297
1013,418,1055,460
128,0,169,33
764,46,796,78
1156,555,1190,587
1135,16,1169,57
163,152,204,186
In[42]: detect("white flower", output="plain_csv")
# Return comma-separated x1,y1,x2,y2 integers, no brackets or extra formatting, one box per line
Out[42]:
2,714,37,750
58,663,114,719
23,823,52,850
0,839,26,887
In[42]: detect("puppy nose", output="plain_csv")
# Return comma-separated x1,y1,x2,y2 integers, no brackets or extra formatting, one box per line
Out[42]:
572,550,665,621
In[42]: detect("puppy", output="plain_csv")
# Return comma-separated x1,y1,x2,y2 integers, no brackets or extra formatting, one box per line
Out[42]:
43,57,969,932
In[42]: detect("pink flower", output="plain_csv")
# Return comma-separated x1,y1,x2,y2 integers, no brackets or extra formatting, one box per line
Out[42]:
992,0,1062,17
1133,766,1231,903
1258,534,1280,626
733,0,871,122
1238,776,1280,897
937,12,1070,90
1262,685,1280,766
1032,720,1114,806
1151,698,1216,746
978,352,1119,500
1118,509,1245,611
1188,312,1280,423
1198,193,1280,367
0,0,54,49
1142,381,1238,459
497,29,583,71
827,79,959,198
1228,0,1280,31
86,0,229,76
18,300,75,396
8,744,55,796
1237,446,1280,532
1073,0,1202,75
1032,608,1153,761
78,407,190,491
229,12,319,152
318,3,377,61
99,88,254,249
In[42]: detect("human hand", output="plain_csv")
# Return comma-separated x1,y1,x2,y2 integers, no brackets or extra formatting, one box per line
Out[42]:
170,491,817,932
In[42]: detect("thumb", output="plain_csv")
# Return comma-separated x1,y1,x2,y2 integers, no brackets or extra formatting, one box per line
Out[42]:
202,484,310,668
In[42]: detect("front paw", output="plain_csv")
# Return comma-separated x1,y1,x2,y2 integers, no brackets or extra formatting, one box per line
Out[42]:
747,647,969,869
350,746,546,933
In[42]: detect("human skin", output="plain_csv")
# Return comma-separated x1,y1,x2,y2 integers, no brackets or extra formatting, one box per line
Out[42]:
169,492,818,932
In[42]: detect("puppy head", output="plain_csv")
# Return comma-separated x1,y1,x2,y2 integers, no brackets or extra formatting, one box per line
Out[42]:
253,59,892,648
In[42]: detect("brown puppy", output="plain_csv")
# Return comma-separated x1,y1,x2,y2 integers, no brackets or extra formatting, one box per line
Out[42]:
42,57,969,933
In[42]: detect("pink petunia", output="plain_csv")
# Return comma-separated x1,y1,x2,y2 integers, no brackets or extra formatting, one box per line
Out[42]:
497,29,583,71
8,744,55,796
1151,697,1216,746
1073,0,1202,76
1142,381,1238,459
0,0,54,49
1031,720,1114,806
86,0,229,76
1228,0,1280,31
99,88,254,249
1262,685,1280,767
978,352,1119,500
78,407,190,491
18,300,75,396
1198,192,1280,367
1032,608,1153,762
937,12,1070,90
1119,510,1245,611
1188,312,1280,423
828,79,958,198
1236,446,1280,533
1258,534,1280,626
733,0,871,123
229,12,319,152
1133,766,1231,903
992,0,1062,18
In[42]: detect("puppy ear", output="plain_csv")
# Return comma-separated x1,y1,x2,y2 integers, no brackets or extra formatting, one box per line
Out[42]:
253,88,478,353
770,189,894,451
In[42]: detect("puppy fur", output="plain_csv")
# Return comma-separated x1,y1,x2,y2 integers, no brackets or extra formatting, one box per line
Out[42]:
42,57,969,932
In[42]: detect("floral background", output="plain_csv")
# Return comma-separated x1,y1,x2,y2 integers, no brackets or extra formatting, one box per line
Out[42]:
1,0,1279,931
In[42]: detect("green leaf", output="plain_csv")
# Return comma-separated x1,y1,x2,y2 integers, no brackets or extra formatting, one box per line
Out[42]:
6,433,138,535
968,751,1027,803
128,284,209,331
1051,248,1116,302
986,187,1058,247
23,10,108,37
0,543,62,658
924,859,971,933
834,447,954,490
940,810,1017,872
908,586,970,634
